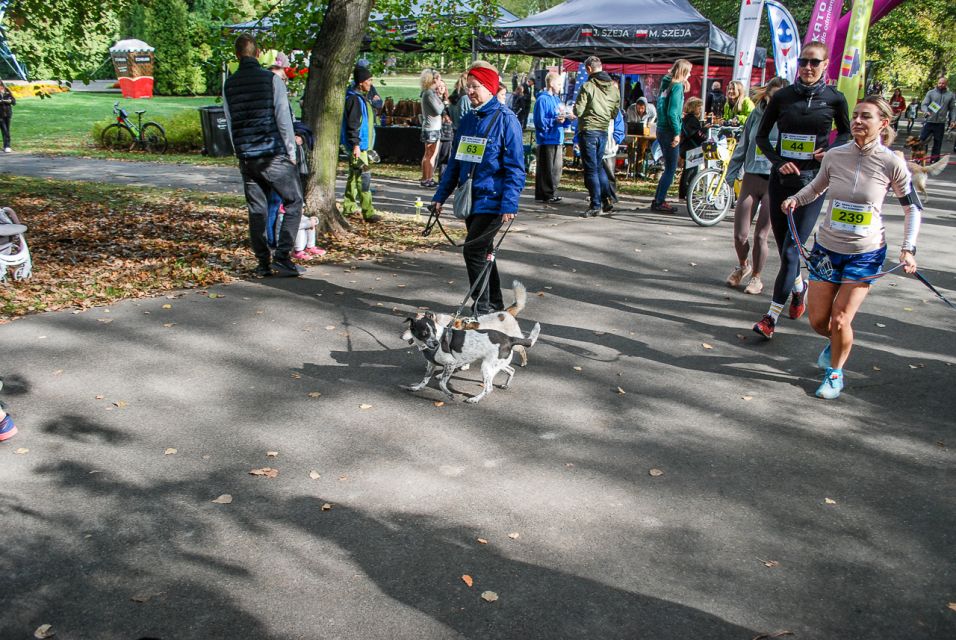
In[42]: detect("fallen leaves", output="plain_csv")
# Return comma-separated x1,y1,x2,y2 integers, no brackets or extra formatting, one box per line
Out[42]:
752,632,793,640
433,401,445,407
616,387,626,395
824,497,837,505
948,602,956,613
33,624,55,639
648,468,664,477
112,400,128,409
266,451,279,458
359,404,373,410
14,447,29,454
309,470,321,480
701,342,714,350
163,448,177,455
508,532,520,540
742,396,753,401
572,366,583,372
308,391,322,398
461,574,474,587
480,591,499,603
249,468,279,478
211,494,233,504
476,538,488,545
760,559,780,568
321,502,333,511
162,304,172,309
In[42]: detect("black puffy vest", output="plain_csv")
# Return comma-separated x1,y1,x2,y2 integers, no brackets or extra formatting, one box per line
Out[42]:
224,58,284,159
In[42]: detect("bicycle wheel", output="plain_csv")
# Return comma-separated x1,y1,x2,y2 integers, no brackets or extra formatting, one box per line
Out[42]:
141,122,168,154
101,124,135,151
687,168,732,226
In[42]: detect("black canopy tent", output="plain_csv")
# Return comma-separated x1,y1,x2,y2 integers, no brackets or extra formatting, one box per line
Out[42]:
477,0,738,102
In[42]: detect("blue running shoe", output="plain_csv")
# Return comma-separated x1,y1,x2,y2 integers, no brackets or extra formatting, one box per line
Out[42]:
816,342,832,370
816,368,844,400
0,414,17,442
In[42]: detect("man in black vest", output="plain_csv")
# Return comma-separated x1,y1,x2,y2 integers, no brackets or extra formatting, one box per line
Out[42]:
223,33,303,277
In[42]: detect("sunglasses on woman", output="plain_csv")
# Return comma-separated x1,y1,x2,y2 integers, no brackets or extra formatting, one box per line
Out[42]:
798,58,825,68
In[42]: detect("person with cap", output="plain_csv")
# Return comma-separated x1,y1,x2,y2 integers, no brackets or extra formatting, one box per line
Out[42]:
573,56,621,217
341,64,381,223
222,33,304,278
431,61,525,315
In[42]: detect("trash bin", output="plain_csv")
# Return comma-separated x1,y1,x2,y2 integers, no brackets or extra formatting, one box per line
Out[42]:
198,105,234,157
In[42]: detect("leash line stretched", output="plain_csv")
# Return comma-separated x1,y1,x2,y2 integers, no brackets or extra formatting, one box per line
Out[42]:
786,211,955,311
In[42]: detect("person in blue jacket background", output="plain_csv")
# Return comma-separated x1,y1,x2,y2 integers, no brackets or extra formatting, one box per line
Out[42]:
431,62,526,315
533,71,575,203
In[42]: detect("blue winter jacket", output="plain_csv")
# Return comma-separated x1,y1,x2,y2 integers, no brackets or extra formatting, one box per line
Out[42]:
533,91,570,145
433,98,526,215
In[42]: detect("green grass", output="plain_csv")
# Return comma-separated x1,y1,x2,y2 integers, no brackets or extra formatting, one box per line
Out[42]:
10,92,218,154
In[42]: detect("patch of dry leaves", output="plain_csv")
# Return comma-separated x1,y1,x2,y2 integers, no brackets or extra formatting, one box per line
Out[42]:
0,176,454,321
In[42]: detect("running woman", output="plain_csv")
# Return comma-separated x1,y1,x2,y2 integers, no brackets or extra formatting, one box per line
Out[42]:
781,96,921,399
725,77,789,295
753,41,851,339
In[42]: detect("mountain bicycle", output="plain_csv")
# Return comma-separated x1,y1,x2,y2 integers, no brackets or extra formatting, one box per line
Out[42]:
101,102,168,154
685,125,742,226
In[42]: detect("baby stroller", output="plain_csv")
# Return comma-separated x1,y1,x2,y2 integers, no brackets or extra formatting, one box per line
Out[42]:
0,207,32,283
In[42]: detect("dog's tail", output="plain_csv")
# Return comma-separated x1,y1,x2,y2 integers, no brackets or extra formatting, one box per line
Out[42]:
506,280,527,318
513,322,540,349
926,155,950,177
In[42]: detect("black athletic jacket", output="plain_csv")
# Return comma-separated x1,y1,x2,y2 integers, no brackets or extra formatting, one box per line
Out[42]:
755,81,851,175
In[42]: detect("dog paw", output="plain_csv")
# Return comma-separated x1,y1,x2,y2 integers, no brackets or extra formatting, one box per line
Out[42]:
460,363,470,371
496,383,511,390
464,396,481,404
401,383,427,392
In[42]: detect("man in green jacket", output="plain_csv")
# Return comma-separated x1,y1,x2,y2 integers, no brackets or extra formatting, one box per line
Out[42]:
574,56,621,217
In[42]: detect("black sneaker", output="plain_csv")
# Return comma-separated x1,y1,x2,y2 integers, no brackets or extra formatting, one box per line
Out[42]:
363,213,382,223
253,263,272,278
602,200,614,213
581,208,601,218
546,196,562,203
272,259,305,277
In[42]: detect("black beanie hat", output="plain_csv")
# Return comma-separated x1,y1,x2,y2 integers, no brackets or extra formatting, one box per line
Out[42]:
353,65,372,84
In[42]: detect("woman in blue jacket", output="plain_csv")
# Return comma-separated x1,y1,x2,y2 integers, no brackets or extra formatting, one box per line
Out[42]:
431,62,526,315
533,71,573,203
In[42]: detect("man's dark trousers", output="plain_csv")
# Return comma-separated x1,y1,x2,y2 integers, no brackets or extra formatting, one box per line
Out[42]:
919,122,945,160
580,130,610,209
239,156,303,265
463,214,504,314
534,144,562,200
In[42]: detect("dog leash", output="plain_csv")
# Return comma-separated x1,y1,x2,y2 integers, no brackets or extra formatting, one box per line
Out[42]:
913,270,956,311
787,211,955,311
422,203,504,248
785,210,904,284
449,216,516,324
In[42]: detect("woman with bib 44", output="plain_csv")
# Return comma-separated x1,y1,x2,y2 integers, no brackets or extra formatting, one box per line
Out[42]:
753,41,851,340
782,96,921,400
431,62,526,315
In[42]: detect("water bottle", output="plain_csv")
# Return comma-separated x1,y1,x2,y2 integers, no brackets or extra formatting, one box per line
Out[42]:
415,197,423,222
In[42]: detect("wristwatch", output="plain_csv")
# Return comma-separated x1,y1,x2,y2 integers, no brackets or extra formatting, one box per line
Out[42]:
902,245,916,255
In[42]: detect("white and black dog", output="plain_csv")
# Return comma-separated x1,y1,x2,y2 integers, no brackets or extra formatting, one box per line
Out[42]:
402,312,541,403
434,280,531,367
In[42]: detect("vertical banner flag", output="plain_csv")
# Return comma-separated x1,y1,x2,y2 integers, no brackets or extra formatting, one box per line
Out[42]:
765,0,801,83
836,0,875,104
732,0,766,90
804,0,840,62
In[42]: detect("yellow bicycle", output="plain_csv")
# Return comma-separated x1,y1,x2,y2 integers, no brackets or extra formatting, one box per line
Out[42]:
686,126,742,226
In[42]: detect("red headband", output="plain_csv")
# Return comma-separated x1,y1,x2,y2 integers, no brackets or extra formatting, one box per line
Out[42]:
468,67,499,96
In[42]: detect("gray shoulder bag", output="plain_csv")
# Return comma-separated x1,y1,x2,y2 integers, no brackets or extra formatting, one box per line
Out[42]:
452,110,502,220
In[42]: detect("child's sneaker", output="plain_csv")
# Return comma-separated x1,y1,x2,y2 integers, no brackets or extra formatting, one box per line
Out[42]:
306,247,326,256
0,414,17,441
292,250,311,261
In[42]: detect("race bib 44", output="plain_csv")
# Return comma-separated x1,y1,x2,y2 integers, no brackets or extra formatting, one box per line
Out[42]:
455,136,487,163
780,133,816,160
830,200,874,234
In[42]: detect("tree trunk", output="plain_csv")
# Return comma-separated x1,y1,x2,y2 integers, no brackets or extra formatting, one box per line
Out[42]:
302,0,373,236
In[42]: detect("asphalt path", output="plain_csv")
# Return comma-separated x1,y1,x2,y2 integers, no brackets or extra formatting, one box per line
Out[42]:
1,152,954,639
